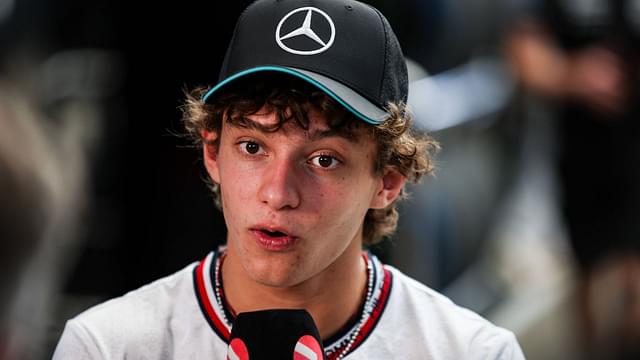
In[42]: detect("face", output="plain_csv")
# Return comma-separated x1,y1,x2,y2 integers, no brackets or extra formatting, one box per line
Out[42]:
203,107,404,288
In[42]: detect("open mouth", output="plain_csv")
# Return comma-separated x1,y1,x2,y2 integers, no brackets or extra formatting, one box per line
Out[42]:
252,227,296,250
261,229,288,237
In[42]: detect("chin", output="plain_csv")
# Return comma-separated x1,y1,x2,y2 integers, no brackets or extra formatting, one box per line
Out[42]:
247,262,307,288
252,273,301,288
255,277,296,288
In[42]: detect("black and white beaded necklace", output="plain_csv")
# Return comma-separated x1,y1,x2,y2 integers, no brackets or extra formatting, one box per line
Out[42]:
211,251,381,360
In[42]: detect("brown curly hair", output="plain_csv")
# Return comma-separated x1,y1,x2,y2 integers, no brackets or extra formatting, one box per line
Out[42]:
182,74,439,245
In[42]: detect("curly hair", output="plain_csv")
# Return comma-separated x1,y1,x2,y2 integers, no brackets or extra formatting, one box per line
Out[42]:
182,74,439,245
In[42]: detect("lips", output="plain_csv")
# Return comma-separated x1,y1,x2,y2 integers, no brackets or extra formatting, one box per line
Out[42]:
251,226,297,251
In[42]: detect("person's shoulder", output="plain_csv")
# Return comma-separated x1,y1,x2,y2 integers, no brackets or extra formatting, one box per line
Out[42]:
379,265,525,359
54,261,200,359
386,265,490,321
79,260,197,322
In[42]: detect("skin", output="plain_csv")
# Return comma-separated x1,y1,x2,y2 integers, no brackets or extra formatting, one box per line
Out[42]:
202,106,405,339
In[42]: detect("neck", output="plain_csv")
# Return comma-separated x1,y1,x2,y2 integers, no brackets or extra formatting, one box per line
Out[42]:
220,239,367,340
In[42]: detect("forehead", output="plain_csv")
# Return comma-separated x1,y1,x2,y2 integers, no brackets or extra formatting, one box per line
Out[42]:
223,106,372,144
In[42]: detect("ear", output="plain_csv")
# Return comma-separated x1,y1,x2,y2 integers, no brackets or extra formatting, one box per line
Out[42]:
370,167,405,209
202,130,221,183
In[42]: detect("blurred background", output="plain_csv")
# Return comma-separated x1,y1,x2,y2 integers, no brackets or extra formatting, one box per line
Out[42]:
1,0,638,359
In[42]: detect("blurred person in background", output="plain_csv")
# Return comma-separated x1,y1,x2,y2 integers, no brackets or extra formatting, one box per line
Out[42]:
0,84,49,359
0,0,122,357
506,0,640,358
0,77,89,359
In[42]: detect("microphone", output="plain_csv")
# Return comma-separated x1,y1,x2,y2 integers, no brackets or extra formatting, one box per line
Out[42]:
227,309,326,360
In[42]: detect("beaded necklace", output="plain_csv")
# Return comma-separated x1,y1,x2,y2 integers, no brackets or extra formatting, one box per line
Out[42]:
212,252,377,359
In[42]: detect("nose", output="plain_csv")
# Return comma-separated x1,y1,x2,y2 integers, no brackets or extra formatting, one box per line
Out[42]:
257,157,301,210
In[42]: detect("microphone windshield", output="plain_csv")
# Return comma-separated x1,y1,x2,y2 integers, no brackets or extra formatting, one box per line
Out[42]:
227,309,326,360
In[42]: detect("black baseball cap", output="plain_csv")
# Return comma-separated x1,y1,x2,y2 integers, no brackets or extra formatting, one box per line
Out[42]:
202,0,408,124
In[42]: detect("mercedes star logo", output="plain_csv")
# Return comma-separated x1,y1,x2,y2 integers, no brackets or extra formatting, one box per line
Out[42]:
275,7,336,55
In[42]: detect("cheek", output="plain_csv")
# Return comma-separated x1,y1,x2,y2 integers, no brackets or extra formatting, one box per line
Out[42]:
307,178,374,228
219,164,260,218
219,156,260,193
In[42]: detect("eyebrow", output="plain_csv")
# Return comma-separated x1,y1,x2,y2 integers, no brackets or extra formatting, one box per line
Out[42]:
228,116,360,143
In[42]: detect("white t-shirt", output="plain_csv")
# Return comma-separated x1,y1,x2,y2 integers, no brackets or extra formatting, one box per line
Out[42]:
53,251,525,359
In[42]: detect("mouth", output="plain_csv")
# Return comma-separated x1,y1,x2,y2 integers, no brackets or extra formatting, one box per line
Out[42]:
251,226,297,251
261,229,288,237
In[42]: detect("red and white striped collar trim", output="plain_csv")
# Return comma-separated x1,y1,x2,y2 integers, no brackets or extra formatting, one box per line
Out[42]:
193,250,231,340
192,249,393,358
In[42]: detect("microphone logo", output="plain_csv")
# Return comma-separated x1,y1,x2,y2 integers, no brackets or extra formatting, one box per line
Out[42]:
293,335,324,360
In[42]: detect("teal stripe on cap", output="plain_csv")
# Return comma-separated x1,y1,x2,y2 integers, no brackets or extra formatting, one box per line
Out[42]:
201,66,383,125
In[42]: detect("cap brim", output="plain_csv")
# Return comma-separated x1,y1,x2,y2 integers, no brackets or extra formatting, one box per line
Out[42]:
202,66,388,125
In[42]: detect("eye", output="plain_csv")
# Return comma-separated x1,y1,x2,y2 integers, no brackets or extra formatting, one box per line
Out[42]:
309,154,341,169
239,141,264,155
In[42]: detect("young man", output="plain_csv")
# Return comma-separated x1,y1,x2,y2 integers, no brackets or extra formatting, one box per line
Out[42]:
54,0,525,358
